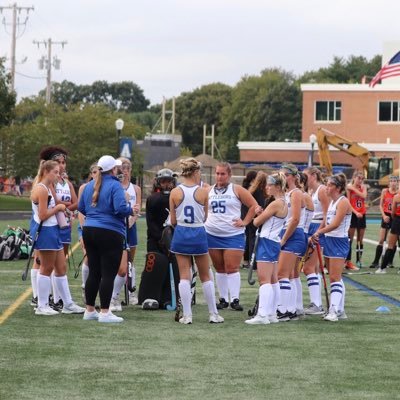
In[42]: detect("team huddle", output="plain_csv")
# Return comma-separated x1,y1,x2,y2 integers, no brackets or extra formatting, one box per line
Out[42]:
28,147,400,324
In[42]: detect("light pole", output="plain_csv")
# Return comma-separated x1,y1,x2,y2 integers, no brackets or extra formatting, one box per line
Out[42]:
115,118,124,157
309,133,317,167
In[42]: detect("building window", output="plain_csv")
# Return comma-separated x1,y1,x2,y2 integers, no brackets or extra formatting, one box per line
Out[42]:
379,101,400,122
315,101,341,121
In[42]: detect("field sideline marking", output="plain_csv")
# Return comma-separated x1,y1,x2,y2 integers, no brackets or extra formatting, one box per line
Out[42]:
0,241,80,326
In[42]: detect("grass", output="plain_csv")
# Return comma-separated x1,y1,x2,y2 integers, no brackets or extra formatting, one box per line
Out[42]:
0,194,31,211
1,218,400,399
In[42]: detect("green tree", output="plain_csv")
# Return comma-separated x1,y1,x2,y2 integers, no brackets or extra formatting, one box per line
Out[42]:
44,80,150,112
218,68,301,159
175,83,233,156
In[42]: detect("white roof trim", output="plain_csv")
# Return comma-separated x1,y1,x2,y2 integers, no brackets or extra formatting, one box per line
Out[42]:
238,141,400,152
301,83,400,92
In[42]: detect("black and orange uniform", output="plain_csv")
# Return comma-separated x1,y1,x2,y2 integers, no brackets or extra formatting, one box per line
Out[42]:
349,188,367,229
380,200,400,270
381,189,396,229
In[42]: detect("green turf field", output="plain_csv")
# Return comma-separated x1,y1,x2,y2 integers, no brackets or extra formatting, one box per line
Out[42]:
1,218,400,400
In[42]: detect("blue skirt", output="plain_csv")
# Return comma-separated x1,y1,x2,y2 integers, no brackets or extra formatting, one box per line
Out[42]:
59,225,72,244
171,225,208,255
207,233,245,251
31,222,63,251
256,237,280,263
323,236,349,259
127,224,138,248
280,228,307,256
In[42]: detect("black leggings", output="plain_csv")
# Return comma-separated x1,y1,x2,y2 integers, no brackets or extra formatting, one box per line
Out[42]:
83,227,124,309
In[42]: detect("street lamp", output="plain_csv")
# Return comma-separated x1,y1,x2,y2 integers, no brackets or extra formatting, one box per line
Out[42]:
308,133,317,167
115,118,124,157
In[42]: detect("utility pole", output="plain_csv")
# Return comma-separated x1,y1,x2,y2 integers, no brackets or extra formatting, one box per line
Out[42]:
34,38,67,104
0,3,34,91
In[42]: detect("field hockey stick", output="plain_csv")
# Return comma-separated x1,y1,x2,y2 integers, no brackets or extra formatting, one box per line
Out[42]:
315,243,330,310
22,195,51,281
191,258,197,305
247,295,259,317
122,217,130,306
74,252,86,279
343,271,372,275
174,297,182,322
247,228,261,285
297,242,314,273
166,260,177,311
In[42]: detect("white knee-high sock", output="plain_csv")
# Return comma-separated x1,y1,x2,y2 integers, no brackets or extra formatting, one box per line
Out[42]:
178,279,192,317
318,273,323,306
272,282,280,314
278,279,291,313
112,274,126,300
294,277,303,311
208,268,214,282
306,273,321,307
31,269,38,298
339,279,346,312
202,280,218,314
215,272,228,301
330,281,343,313
257,283,274,317
37,273,51,308
51,271,60,302
54,275,73,305
288,279,296,313
227,272,241,302
130,263,136,290
82,263,89,288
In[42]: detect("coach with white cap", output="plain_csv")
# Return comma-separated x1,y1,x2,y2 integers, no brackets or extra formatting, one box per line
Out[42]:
78,155,136,323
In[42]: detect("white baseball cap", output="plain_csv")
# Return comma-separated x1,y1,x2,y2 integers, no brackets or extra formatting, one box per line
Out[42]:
97,155,122,172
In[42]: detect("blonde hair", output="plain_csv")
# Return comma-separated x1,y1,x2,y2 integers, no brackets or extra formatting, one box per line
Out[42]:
180,157,201,177
33,160,58,186
267,172,287,193
304,166,323,183
216,161,232,175
118,157,131,168
351,169,364,184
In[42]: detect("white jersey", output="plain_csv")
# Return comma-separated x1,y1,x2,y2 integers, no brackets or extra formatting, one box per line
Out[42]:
260,199,287,242
205,183,243,237
312,185,324,221
32,183,58,226
303,208,314,234
325,196,351,238
175,184,205,227
124,182,137,208
55,180,71,203
283,188,304,230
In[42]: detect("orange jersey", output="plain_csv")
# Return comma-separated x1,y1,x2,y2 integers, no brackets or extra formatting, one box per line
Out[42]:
349,188,366,215
382,189,395,214
395,199,400,217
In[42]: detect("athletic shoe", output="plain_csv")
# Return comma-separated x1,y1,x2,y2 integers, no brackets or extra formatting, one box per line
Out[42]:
268,314,279,323
49,299,63,312
369,263,378,269
345,261,359,271
304,303,324,315
83,309,99,321
30,296,38,307
388,264,395,269
109,298,122,312
98,311,124,323
356,260,363,268
62,302,85,314
209,313,224,324
324,307,338,322
288,311,299,321
245,314,270,325
241,263,249,269
35,305,59,316
296,308,305,317
277,310,290,322
179,315,192,325
230,299,243,311
216,298,229,310
337,310,348,320
129,292,138,305
375,268,387,274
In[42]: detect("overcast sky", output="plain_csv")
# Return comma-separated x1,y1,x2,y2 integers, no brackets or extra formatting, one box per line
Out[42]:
1,0,400,105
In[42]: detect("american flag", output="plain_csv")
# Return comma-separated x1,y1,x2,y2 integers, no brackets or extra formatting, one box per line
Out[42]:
370,51,400,87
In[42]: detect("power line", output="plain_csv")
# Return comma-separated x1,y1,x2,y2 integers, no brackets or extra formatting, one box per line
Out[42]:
0,3,34,91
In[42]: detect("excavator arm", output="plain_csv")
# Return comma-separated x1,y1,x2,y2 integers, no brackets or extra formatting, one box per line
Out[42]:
316,127,370,176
